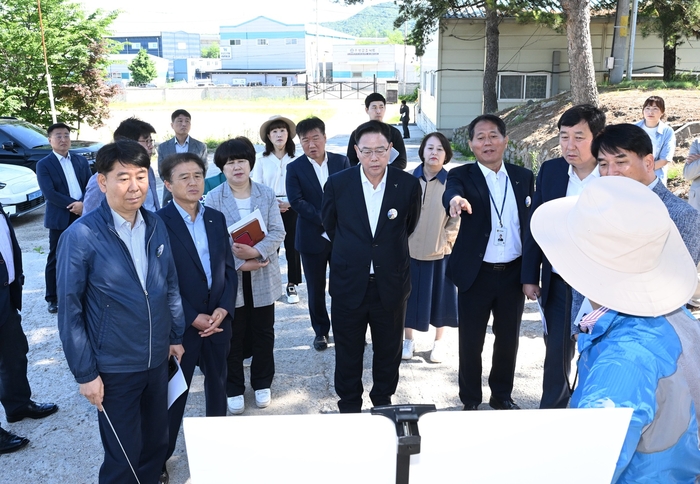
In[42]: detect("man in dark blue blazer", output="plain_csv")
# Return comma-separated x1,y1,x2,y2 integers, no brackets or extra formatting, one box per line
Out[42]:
443,114,534,411
36,123,91,314
522,105,605,409
0,203,58,454
286,117,350,351
323,121,421,413
156,153,237,480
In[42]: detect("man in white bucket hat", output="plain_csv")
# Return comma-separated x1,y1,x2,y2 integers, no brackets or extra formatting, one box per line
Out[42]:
531,175,700,483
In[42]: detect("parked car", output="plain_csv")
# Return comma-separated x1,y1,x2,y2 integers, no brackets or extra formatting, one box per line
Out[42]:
0,117,103,173
0,164,45,217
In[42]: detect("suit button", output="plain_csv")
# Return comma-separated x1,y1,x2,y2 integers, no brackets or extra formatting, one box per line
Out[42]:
3,282,7,286
375,265,380,269
204,299,209,305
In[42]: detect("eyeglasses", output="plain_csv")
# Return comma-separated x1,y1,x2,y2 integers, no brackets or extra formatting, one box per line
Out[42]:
358,146,389,157
138,138,155,145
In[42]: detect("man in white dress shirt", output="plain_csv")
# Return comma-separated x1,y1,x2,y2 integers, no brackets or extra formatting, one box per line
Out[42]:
36,123,91,314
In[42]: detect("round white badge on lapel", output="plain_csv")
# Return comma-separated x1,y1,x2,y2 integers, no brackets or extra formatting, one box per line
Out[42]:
525,196,531,208
387,208,398,220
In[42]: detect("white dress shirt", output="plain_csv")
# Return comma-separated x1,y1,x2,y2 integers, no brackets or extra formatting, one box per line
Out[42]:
173,200,212,289
112,209,148,290
478,162,521,263
308,152,329,190
360,166,388,274
0,215,15,284
53,151,83,200
252,152,296,197
566,164,600,197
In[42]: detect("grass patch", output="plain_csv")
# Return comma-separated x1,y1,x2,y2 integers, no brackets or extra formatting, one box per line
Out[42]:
399,86,419,103
452,142,475,160
667,161,683,181
600,75,700,91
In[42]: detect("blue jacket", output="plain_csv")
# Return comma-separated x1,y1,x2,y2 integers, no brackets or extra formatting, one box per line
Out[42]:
56,199,186,383
572,308,700,483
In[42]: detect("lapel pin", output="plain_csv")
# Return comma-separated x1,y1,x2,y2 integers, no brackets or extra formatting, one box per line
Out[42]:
388,208,398,220
157,244,164,257
525,196,531,208
516,180,520,184
394,183,398,188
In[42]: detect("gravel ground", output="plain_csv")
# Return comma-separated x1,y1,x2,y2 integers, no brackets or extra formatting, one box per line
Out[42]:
1,106,549,483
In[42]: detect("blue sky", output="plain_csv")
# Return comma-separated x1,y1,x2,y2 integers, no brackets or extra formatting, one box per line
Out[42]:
81,0,385,34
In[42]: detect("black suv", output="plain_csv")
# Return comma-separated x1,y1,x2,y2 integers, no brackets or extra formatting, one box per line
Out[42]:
0,117,103,173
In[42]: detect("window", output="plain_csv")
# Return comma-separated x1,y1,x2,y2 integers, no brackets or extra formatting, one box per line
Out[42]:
498,74,549,101
430,72,436,97
286,38,297,45
257,39,268,46
352,71,362,78
229,39,241,46
130,42,141,50
147,42,158,50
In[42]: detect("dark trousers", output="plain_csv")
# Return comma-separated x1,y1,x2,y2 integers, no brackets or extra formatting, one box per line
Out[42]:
98,360,169,484
402,118,410,138
165,321,231,462
458,259,524,405
300,243,332,338
227,272,275,396
0,310,31,415
281,209,302,285
540,273,576,409
331,278,405,413
45,214,77,302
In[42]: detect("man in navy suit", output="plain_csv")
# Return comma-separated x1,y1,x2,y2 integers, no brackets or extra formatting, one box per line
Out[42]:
156,153,237,482
322,120,421,413
522,105,605,409
0,203,58,454
36,123,91,314
444,114,534,411
286,117,350,351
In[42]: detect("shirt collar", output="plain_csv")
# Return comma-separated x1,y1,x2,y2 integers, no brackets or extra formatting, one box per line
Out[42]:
175,136,191,147
53,151,71,161
111,208,145,230
307,152,328,166
567,163,600,182
172,199,204,223
414,164,447,184
360,164,388,189
476,160,507,179
648,177,661,190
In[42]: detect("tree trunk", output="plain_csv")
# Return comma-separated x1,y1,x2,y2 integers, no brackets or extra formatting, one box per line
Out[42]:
662,40,676,81
483,3,499,113
561,0,599,106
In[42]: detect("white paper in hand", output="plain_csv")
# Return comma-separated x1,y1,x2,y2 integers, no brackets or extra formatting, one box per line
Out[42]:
537,297,547,336
168,357,188,409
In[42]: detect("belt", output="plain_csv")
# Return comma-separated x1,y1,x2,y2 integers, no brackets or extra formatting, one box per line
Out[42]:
482,257,521,271
368,274,376,281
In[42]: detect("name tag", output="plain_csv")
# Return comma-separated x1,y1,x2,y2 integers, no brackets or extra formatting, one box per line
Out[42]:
495,227,507,247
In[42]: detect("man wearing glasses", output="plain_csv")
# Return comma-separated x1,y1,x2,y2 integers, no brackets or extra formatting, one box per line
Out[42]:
346,93,407,169
322,120,421,413
83,117,161,214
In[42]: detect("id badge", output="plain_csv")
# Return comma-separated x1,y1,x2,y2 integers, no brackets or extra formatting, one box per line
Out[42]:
495,227,507,246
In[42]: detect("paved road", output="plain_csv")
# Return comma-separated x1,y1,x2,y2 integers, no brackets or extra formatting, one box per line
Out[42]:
2,121,547,483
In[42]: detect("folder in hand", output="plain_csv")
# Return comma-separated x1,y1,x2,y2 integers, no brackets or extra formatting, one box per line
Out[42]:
230,218,265,247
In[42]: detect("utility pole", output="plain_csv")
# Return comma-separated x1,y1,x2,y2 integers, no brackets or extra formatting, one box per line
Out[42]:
626,0,640,81
37,0,57,124
609,0,630,84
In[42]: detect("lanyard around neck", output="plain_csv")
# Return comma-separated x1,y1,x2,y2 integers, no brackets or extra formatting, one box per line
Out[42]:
487,175,508,228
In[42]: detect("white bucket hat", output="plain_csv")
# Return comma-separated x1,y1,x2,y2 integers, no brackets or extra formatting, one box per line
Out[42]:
531,176,697,317
259,115,296,142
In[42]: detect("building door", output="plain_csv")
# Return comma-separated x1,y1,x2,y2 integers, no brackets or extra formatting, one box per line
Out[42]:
281,77,288,86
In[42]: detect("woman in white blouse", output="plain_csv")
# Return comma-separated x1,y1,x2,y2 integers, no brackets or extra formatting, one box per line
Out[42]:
205,137,285,415
251,115,301,304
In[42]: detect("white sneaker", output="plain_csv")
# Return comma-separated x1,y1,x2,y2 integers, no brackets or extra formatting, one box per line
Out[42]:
227,395,245,415
255,388,271,408
243,357,252,367
430,340,445,363
402,339,414,360
286,285,300,304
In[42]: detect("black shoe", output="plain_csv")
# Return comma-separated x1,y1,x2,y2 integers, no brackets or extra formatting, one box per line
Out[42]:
6,401,59,423
313,335,328,351
0,427,29,454
489,397,520,410
47,302,58,314
463,403,480,411
159,468,169,484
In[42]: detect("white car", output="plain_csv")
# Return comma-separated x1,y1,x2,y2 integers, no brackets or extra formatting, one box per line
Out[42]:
0,164,45,217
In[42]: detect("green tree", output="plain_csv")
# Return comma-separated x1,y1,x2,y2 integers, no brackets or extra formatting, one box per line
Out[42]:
0,0,118,129
128,48,157,86
201,43,220,58
386,29,406,44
